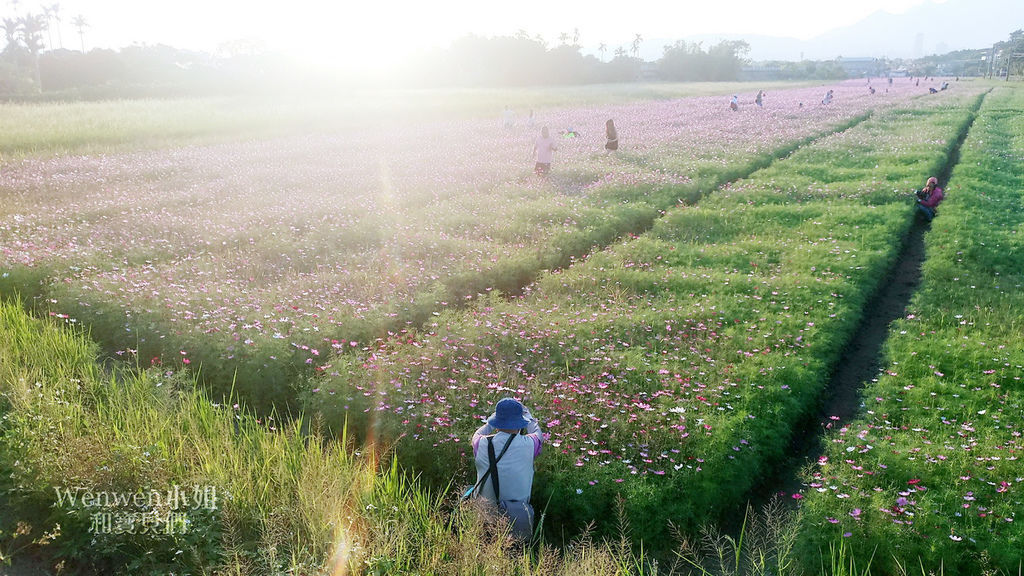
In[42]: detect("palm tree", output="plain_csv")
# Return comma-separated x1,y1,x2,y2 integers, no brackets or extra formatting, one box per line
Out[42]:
598,42,607,62
49,2,61,48
631,33,643,59
19,12,46,90
614,46,627,59
71,13,85,52
19,13,45,52
42,4,54,49
1,17,20,49
572,28,580,47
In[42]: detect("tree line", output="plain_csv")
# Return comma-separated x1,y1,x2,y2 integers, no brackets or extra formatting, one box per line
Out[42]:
0,31,757,98
916,29,1024,79
2,14,1020,100
397,34,753,86
0,4,89,95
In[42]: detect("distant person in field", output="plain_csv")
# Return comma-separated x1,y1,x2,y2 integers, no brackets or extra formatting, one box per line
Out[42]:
605,119,618,151
730,95,739,111
869,86,876,94
527,109,535,128
533,126,558,176
503,106,514,128
915,176,944,221
469,398,543,540
755,90,764,107
822,89,834,105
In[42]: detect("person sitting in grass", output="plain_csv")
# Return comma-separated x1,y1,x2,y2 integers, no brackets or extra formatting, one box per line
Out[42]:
470,398,543,539
916,176,944,221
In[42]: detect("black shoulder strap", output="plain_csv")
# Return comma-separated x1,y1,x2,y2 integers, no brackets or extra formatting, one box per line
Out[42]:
487,436,500,500
465,433,515,500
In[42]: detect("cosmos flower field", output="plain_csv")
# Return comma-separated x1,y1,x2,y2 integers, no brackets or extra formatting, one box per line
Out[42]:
2,79,1020,572
304,85,1000,545
796,85,1024,572
0,80,915,407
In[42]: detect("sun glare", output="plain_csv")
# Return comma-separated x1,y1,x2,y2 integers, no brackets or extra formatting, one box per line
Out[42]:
270,3,446,74
67,0,972,72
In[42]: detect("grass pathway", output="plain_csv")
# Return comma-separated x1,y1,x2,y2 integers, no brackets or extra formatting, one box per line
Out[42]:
748,90,989,512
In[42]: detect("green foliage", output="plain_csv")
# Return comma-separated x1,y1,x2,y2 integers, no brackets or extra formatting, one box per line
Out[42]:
0,297,343,572
795,85,1024,574
299,88,987,550
659,40,752,82
2,83,1020,573
0,297,683,574
674,499,799,576
746,60,849,81
0,85,894,420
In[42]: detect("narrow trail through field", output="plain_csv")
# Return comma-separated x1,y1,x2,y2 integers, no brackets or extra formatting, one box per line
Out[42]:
745,216,931,511
743,90,988,518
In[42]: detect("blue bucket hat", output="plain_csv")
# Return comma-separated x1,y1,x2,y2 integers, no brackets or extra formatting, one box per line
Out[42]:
488,398,529,430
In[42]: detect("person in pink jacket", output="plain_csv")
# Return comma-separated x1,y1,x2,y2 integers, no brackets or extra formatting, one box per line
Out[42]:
533,127,558,176
916,176,944,221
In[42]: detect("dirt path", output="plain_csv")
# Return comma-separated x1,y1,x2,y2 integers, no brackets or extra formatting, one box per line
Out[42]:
747,217,929,509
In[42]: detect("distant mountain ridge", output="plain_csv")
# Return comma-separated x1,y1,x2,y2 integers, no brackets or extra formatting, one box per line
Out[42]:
633,0,1023,61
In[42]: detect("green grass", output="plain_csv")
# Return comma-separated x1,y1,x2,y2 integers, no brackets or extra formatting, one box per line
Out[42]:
0,83,906,416
0,297,683,574
795,85,1024,574
2,81,1020,574
301,88,988,552
0,296,357,572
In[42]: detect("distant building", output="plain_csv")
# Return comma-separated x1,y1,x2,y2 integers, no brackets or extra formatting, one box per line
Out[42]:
837,57,884,78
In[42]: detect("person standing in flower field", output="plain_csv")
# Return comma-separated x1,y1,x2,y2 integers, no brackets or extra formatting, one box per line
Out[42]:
468,398,543,539
605,119,619,151
915,176,944,221
755,90,764,107
729,94,739,111
533,126,558,176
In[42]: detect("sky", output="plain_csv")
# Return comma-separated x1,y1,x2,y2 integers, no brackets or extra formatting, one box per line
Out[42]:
17,0,969,69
